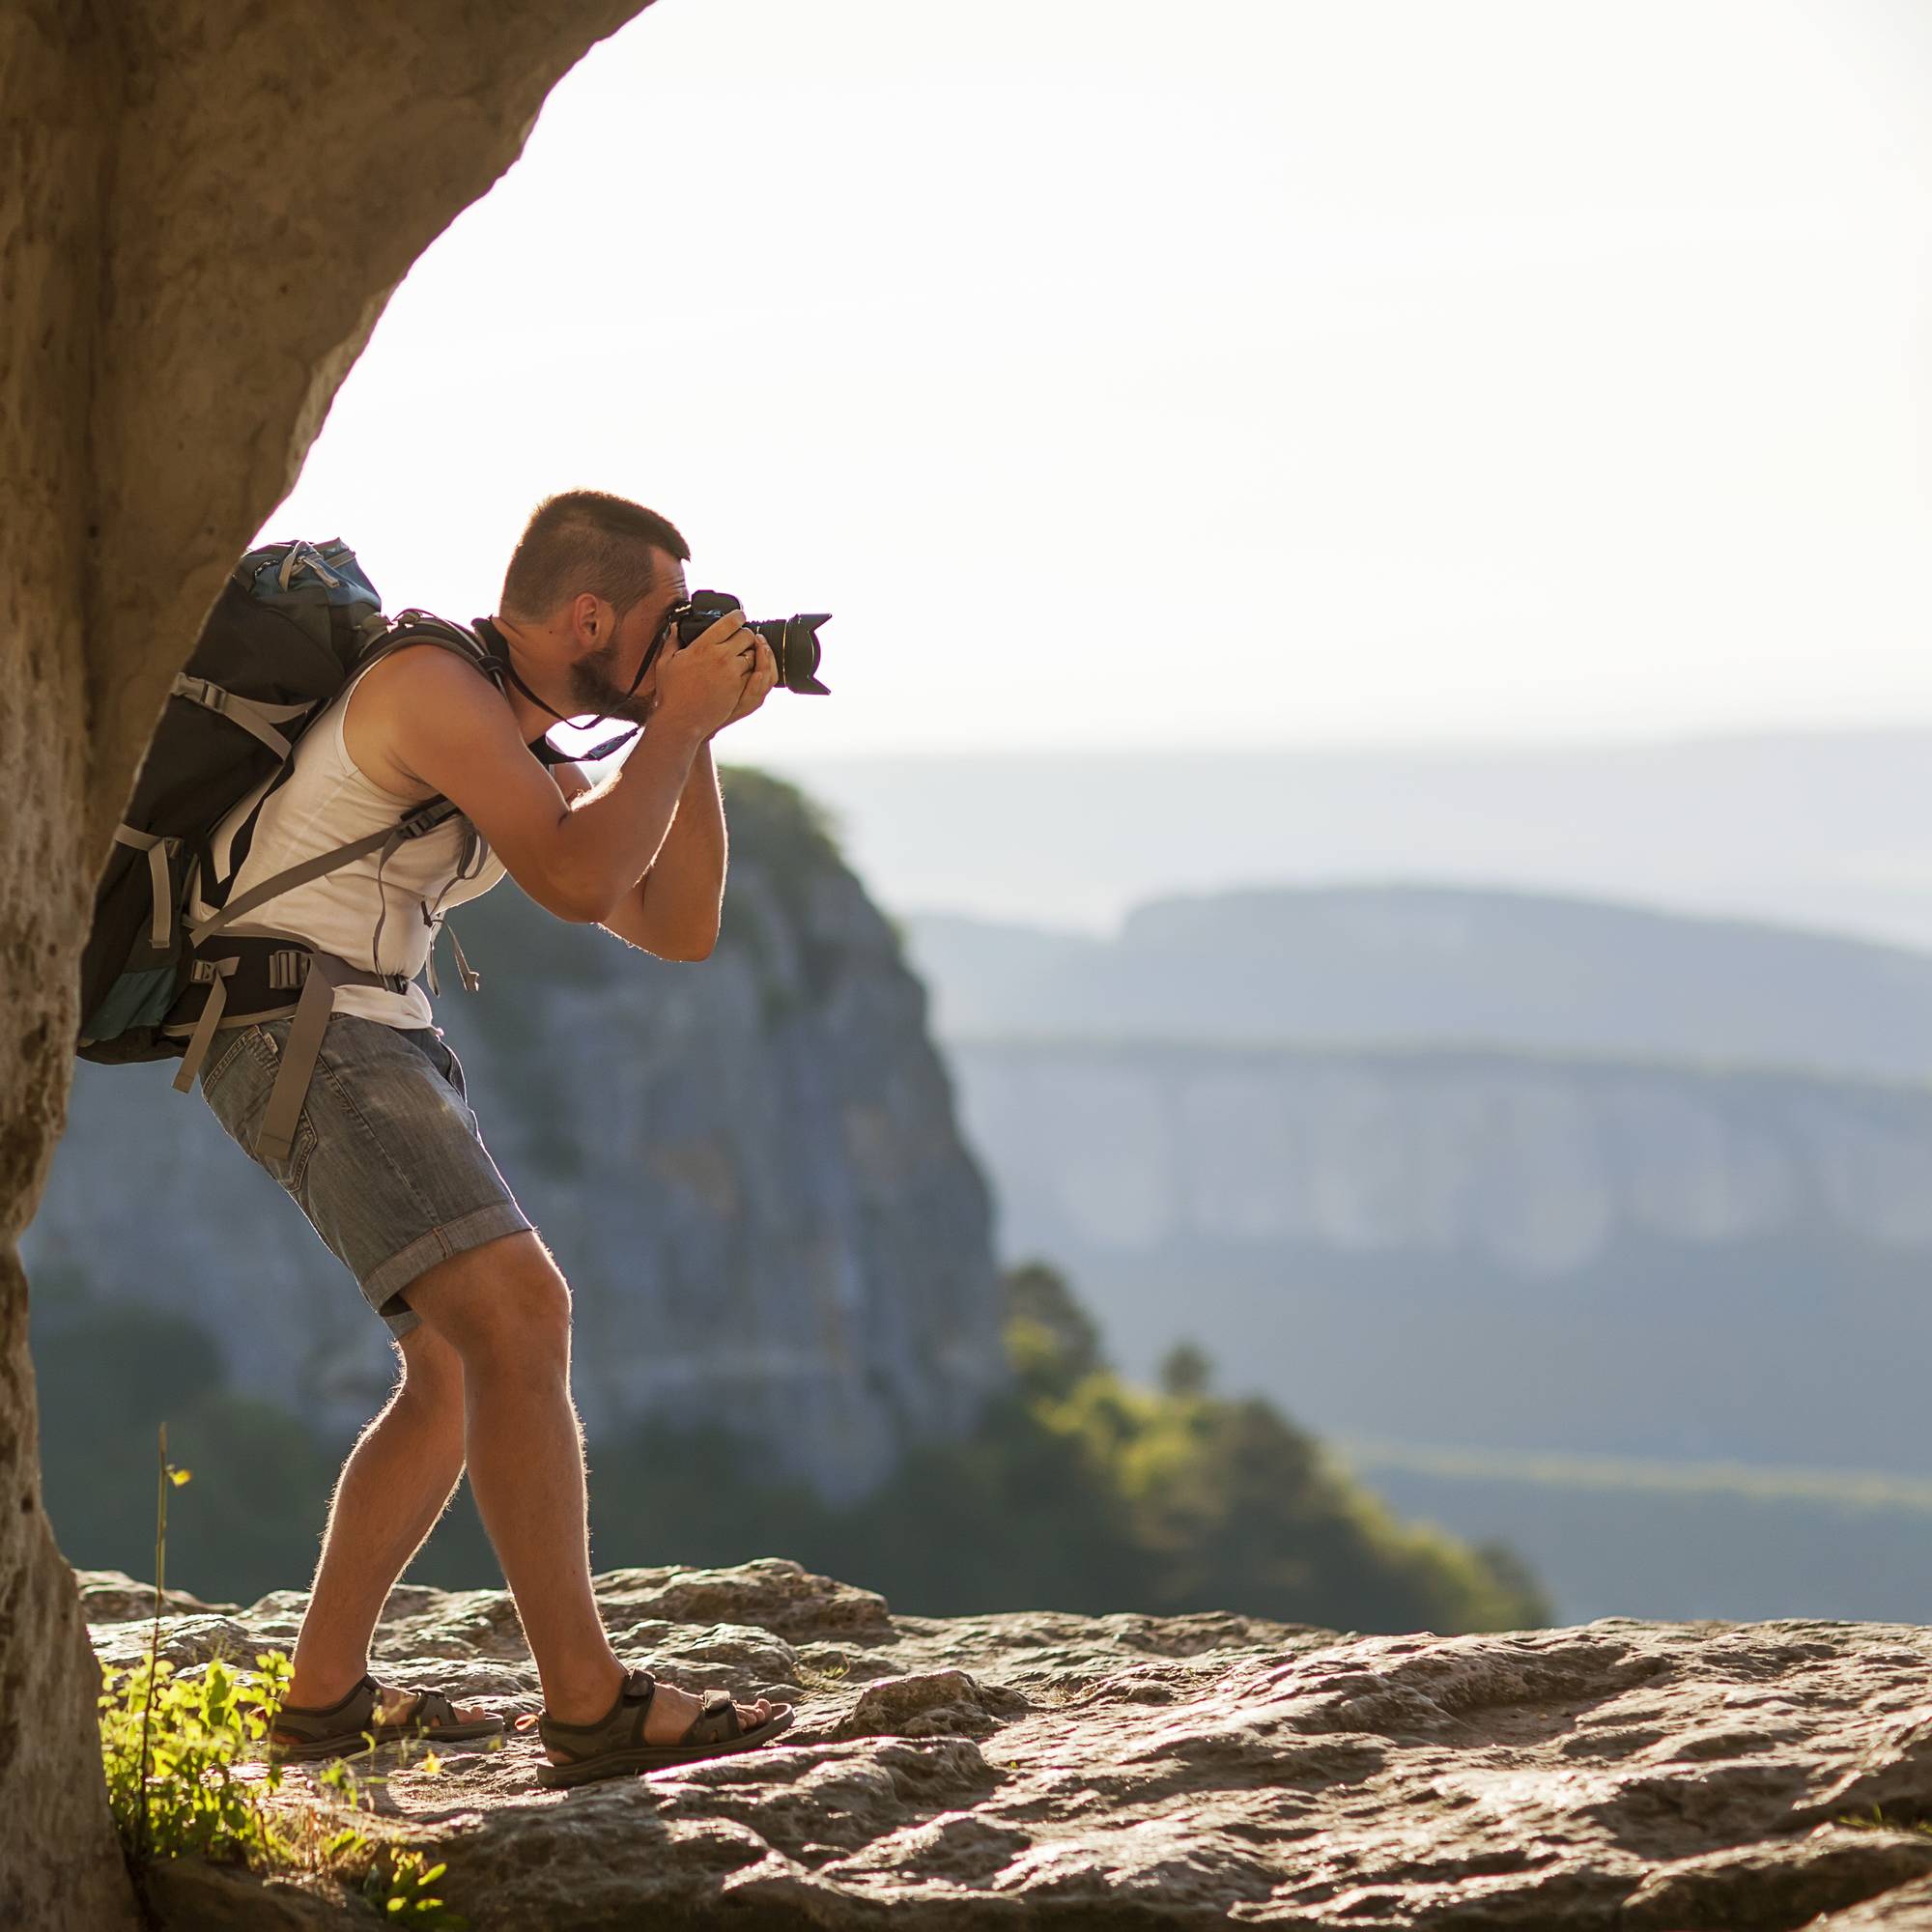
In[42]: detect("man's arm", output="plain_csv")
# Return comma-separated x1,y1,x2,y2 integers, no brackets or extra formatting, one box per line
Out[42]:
372,637,746,924
554,742,726,961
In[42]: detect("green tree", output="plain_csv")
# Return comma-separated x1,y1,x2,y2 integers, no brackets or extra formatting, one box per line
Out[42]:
1003,1257,1106,1390
1157,1340,1214,1399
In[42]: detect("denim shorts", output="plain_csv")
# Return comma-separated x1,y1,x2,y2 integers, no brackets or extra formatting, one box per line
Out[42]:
199,1011,532,1339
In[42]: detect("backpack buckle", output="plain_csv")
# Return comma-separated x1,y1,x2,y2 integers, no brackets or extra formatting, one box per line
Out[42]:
172,673,226,715
398,803,457,840
277,541,340,592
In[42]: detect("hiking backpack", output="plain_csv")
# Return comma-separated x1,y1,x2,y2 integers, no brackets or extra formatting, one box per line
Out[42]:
77,537,522,1159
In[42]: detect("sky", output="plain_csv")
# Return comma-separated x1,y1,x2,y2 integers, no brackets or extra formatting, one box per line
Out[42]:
265,0,1932,763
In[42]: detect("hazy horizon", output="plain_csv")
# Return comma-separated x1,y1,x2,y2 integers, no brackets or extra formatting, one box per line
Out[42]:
268,0,1932,763
745,730,1932,944
764,717,1932,767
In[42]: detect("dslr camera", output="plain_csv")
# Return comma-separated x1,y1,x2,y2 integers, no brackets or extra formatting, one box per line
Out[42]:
664,589,830,696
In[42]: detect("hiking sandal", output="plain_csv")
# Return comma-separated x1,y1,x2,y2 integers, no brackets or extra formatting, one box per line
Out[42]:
530,1667,796,1789
267,1673,503,1763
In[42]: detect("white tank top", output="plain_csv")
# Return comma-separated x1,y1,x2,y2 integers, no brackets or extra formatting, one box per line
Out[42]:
192,657,508,1028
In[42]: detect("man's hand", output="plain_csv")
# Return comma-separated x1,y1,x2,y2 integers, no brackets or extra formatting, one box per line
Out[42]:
713,635,778,733
652,610,766,740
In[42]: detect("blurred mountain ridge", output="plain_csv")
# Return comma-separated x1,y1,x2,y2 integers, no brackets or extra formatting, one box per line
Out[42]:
905,880,1932,1080
770,730,1932,945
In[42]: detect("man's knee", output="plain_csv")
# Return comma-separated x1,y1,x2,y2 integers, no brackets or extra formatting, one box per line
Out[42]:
405,1231,572,1373
394,1322,465,1411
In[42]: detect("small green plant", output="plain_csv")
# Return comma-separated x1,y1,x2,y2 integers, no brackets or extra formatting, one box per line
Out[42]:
99,1648,292,1865
298,1756,469,1926
1838,1805,1932,1838
795,1658,853,1693
96,1423,468,1925
137,1420,194,1858
369,1850,468,1929
98,1424,295,1865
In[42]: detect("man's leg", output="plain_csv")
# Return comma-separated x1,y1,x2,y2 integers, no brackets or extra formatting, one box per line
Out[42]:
284,1322,469,1713
405,1230,772,1745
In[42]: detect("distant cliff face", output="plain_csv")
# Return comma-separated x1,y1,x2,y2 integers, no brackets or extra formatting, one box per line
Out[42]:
952,1039,1932,1275
944,1038,1932,1472
28,770,1006,1501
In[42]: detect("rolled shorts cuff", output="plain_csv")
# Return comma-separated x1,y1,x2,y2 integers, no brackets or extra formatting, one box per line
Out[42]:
361,1201,535,1337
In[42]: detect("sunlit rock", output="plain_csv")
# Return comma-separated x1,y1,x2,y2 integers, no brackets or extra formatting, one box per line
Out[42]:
83,1562,1932,1928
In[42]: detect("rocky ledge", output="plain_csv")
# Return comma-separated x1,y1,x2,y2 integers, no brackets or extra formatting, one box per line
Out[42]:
81,1562,1932,1929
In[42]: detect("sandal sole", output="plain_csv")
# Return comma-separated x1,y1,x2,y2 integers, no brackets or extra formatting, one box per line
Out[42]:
269,1717,504,1764
537,1704,796,1789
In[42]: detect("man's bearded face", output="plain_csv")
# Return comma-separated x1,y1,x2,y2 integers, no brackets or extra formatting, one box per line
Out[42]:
567,630,659,725
568,556,687,724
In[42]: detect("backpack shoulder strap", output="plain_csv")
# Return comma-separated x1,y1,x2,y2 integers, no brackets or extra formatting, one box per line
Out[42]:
360,610,507,687
190,613,498,945
377,611,639,767
187,799,461,945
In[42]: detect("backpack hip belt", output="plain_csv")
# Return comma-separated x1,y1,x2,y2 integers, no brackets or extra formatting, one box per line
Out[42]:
163,933,412,1164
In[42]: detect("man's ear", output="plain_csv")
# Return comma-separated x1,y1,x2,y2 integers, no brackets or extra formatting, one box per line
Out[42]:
571,591,603,645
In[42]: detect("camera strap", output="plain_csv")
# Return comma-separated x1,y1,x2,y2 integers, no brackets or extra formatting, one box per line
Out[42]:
472,616,639,767
473,615,574,725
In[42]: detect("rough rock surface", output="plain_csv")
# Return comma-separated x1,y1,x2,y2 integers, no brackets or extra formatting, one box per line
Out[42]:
82,1562,1932,1928
31,792,1006,1497
2,5,644,1924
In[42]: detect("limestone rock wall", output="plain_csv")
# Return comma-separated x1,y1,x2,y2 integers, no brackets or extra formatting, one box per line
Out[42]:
2,20,118,1924
0,5,643,1923
950,1041,1932,1277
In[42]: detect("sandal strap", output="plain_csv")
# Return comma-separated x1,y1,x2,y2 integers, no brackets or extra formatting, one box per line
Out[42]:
270,1673,379,1742
271,1677,480,1743
537,1668,658,1762
412,1689,459,1731
682,1689,742,1747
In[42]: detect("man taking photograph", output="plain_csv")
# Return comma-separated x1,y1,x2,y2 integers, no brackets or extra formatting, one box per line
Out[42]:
193,489,794,1787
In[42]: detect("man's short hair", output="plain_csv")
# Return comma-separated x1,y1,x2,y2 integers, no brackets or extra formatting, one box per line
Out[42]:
499,491,691,624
